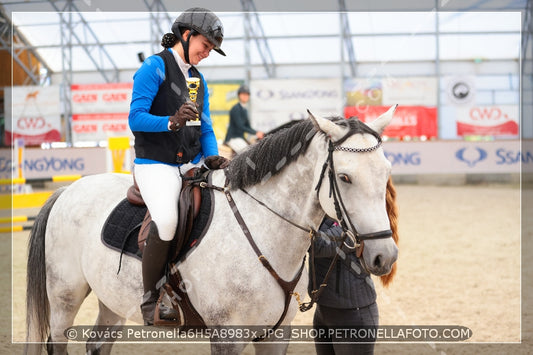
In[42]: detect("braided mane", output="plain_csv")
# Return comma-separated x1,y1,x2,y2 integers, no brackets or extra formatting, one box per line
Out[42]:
225,116,378,190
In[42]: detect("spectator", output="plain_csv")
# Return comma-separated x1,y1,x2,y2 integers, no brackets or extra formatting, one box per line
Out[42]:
309,217,379,355
223,85,264,154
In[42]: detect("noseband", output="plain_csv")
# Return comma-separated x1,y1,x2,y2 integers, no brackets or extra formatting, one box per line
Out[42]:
314,123,393,258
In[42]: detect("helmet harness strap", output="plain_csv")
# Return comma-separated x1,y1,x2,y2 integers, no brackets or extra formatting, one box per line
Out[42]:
180,29,194,64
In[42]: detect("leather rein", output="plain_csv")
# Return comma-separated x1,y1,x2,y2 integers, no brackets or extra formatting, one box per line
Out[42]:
204,122,392,340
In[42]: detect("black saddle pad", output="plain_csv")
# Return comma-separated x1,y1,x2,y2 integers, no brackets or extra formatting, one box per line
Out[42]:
101,185,214,263
101,199,146,260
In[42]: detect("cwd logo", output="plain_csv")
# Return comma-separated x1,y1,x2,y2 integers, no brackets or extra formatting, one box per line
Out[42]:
455,147,488,167
469,107,511,122
17,117,47,130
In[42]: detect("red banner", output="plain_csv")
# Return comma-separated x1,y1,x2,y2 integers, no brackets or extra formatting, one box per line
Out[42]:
344,105,438,139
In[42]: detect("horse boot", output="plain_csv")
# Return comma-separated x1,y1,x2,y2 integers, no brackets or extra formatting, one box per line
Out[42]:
140,222,179,325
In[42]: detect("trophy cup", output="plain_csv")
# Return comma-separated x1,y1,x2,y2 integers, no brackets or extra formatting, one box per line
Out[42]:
186,77,201,126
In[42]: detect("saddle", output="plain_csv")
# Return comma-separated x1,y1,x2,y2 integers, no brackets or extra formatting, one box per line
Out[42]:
127,168,203,261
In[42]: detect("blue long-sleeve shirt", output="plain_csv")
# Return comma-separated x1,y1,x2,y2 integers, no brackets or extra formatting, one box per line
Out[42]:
128,52,218,165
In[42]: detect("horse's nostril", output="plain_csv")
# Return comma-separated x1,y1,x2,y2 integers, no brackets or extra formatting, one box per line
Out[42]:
373,254,383,268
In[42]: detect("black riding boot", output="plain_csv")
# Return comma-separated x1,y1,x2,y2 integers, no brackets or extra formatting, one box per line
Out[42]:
140,222,178,325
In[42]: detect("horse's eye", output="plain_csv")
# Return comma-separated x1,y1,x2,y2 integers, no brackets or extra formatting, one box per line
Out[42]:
338,173,351,184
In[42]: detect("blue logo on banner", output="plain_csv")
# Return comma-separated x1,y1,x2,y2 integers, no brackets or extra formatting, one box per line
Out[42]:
455,147,488,167
495,148,533,165
384,151,421,166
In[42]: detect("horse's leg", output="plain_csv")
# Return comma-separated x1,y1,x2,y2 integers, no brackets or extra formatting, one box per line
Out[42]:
85,301,126,355
253,341,289,355
252,331,290,355
46,277,90,354
210,339,248,355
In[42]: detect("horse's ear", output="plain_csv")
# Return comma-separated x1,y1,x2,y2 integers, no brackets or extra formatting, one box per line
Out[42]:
367,104,398,134
307,109,345,139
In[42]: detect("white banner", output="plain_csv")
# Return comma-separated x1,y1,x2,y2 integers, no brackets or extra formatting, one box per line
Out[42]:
71,83,133,142
250,78,343,132
382,77,437,106
0,140,524,181
384,140,522,174
455,105,519,137
5,85,62,146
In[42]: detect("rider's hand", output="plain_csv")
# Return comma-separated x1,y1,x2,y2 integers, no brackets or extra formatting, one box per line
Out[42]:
168,102,198,131
204,155,230,170
256,131,265,139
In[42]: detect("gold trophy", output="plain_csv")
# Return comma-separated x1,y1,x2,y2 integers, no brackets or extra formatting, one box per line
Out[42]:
186,77,201,126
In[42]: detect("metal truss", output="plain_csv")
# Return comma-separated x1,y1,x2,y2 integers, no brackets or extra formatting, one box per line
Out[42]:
143,0,173,55
48,0,120,84
338,0,357,77
240,0,276,79
47,0,121,143
0,7,52,85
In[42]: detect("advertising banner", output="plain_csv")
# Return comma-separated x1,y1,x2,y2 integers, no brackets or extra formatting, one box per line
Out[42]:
207,83,241,142
344,78,383,106
345,105,438,139
250,78,343,132
5,85,62,146
381,77,437,106
0,140,524,181
383,140,522,175
71,83,133,142
455,105,519,137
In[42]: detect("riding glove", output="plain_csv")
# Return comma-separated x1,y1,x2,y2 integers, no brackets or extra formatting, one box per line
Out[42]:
204,155,230,170
168,102,198,131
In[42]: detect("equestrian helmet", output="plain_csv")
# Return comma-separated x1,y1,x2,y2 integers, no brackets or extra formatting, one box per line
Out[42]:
172,7,225,56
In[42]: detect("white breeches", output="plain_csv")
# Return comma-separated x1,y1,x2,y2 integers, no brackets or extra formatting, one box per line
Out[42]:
134,161,202,241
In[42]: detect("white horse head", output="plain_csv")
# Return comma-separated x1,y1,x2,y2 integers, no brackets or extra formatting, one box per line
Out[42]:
309,105,398,276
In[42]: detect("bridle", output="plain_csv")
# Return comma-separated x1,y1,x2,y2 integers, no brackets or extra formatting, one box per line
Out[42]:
315,130,393,259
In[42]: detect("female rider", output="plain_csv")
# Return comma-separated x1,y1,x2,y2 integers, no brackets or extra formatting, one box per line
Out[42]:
128,7,229,325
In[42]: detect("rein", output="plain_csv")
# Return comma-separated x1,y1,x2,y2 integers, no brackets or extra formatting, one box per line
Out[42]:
221,177,306,342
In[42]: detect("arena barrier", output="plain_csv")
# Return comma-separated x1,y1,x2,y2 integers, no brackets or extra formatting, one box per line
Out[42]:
0,215,36,233
0,175,83,210
0,138,133,232
0,174,82,186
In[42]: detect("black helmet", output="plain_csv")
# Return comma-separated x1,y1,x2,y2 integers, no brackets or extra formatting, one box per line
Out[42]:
237,85,250,95
172,8,225,59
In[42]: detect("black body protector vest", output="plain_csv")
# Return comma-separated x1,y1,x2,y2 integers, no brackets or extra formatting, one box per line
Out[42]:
133,49,205,165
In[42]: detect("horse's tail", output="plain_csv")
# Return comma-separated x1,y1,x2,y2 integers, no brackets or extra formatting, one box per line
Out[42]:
380,176,399,287
25,187,66,350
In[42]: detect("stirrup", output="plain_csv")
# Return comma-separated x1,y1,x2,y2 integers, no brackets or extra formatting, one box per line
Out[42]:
153,289,182,326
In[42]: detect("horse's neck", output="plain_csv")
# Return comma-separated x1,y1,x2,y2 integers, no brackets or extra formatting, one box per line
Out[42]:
239,147,325,274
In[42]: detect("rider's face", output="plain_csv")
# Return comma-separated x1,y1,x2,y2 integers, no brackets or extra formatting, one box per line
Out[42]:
183,31,215,65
